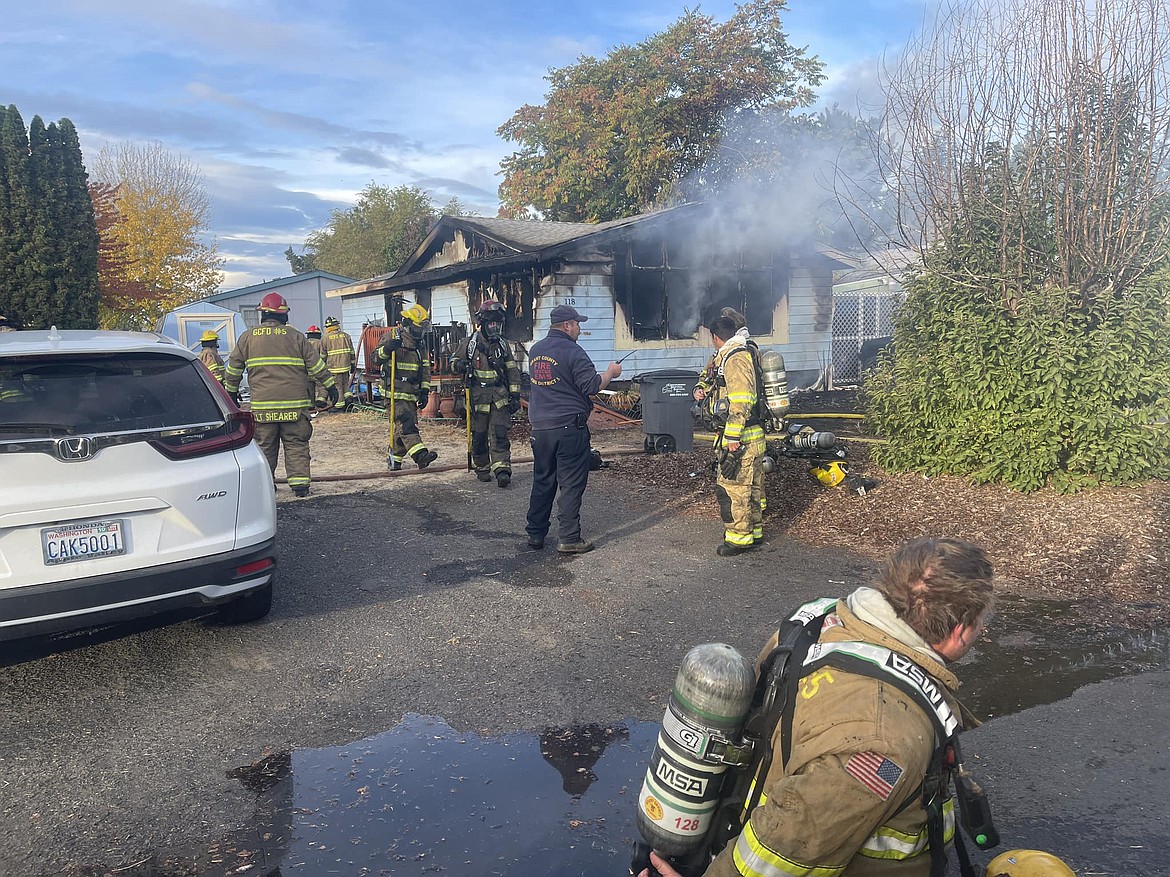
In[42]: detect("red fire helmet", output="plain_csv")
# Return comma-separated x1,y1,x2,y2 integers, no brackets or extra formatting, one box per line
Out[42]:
257,292,290,313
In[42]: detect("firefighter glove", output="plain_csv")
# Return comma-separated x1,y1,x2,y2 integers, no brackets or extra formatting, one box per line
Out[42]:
327,385,340,406
417,389,430,408
718,445,745,480
380,334,401,355
507,393,521,414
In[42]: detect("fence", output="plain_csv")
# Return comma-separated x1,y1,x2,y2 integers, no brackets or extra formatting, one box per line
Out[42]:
830,286,903,386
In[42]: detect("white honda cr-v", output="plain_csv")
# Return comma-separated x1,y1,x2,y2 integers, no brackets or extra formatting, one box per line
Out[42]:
0,328,277,643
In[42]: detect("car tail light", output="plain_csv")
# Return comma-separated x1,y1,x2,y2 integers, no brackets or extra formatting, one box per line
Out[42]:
149,410,256,460
235,557,274,577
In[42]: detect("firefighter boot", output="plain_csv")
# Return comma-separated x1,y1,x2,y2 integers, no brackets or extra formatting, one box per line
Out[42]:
412,448,438,469
476,469,492,482
717,541,754,557
387,456,402,471
496,470,511,488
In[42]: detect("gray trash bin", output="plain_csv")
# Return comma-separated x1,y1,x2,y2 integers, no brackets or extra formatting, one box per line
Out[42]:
637,368,699,453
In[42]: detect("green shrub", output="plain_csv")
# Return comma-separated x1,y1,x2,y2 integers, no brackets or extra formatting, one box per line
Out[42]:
864,268,1170,492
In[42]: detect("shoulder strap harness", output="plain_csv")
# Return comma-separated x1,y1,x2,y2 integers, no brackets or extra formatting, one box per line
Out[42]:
710,599,996,877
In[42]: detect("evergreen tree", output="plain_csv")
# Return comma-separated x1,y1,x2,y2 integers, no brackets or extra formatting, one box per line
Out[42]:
0,106,100,329
53,119,100,328
0,105,39,326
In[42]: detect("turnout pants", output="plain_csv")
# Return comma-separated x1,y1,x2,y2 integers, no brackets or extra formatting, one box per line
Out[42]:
715,443,764,547
388,405,428,466
329,369,354,405
254,413,314,490
526,423,591,545
472,407,513,475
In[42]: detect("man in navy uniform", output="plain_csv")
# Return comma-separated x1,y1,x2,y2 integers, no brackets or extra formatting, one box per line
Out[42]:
524,304,622,554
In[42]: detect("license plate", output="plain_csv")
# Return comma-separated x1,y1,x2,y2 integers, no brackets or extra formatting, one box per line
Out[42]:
41,519,126,565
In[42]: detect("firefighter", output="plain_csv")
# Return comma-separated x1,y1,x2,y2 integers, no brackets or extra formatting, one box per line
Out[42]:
323,316,357,410
696,314,766,556
197,330,226,384
224,293,336,497
694,308,753,401
375,302,437,470
451,299,521,487
306,325,329,408
640,538,998,877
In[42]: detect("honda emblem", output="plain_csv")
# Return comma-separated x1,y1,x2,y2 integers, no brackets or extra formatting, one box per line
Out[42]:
54,436,95,462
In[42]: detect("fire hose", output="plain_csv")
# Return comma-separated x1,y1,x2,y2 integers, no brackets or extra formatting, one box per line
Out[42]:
274,447,648,484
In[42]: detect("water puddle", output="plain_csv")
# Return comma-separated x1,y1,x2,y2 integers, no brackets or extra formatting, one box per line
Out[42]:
955,596,1170,719
145,598,1170,876
210,716,651,876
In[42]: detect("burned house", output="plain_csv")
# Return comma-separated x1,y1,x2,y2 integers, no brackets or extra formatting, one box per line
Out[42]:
327,203,848,388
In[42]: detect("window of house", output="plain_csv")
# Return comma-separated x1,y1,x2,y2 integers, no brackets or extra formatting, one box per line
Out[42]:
470,273,535,341
614,237,786,339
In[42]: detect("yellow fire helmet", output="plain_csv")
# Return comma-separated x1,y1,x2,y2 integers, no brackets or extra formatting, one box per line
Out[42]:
199,330,219,343
401,303,430,325
985,851,1076,877
811,460,848,487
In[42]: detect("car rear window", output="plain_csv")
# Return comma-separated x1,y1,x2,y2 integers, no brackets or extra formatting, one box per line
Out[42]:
0,353,223,435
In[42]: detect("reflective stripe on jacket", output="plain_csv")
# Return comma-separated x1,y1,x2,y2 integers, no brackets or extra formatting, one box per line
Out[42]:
224,321,333,422
198,347,225,383
710,338,765,450
452,332,521,413
705,601,966,877
324,327,356,378
375,328,431,401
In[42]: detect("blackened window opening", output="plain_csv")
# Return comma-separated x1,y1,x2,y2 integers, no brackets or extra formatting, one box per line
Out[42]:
614,237,784,339
470,273,535,341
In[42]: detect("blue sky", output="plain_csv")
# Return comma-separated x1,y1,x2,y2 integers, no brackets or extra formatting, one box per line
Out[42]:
2,0,928,290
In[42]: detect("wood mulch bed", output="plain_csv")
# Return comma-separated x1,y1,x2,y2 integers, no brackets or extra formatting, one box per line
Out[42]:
603,391,1170,627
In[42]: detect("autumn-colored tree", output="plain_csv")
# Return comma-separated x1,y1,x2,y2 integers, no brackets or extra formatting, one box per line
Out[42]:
0,105,99,329
91,182,152,327
497,0,824,221
300,183,468,280
93,141,223,330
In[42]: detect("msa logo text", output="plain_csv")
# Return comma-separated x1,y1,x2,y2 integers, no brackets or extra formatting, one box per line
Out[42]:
655,759,708,797
196,491,228,501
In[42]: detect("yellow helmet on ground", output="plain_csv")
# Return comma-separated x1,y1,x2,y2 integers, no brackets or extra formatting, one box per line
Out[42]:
810,460,848,487
199,330,219,343
401,303,429,325
985,850,1076,877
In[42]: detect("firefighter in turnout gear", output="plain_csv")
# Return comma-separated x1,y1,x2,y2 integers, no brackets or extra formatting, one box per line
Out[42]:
305,325,329,408
376,302,437,470
697,314,766,556
452,299,521,487
198,331,225,384
224,293,336,496
639,538,997,877
323,316,357,410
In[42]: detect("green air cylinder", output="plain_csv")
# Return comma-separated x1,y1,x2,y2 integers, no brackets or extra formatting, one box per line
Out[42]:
636,643,756,857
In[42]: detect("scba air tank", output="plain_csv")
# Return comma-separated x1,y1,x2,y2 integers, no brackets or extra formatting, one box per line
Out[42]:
759,349,790,423
636,643,756,858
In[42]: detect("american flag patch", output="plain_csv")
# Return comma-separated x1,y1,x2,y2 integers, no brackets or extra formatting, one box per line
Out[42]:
845,751,903,800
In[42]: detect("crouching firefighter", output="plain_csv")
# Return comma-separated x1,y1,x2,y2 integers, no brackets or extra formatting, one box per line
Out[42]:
452,299,522,487
376,303,438,470
696,314,766,556
633,537,1002,877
